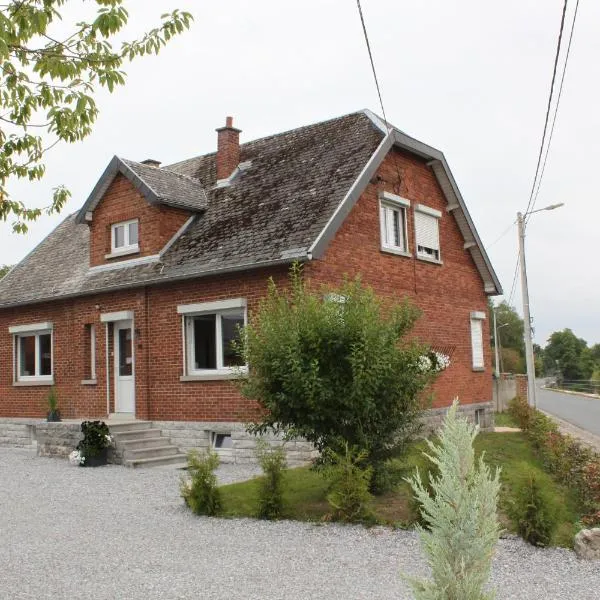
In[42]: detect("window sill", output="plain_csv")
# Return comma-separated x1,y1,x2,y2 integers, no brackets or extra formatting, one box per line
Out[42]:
472,367,486,372
181,371,247,382
13,379,54,387
81,379,97,386
416,255,443,265
380,246,412,258
105,246,140,260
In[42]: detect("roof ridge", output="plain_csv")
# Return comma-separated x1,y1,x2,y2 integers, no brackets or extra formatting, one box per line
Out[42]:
164,109,375,170
123,158,205,186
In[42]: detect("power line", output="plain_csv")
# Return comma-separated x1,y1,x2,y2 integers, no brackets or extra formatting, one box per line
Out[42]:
487,220,517,249
355,0,390,132
523,0,569,218
507,252,521,307
527,0,580,220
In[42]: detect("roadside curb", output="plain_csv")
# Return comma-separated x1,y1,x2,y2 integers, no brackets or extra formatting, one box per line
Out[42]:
541,385,600,401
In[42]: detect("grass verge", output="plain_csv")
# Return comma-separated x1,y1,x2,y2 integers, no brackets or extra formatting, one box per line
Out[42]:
218,431,582,546
494,411,519,428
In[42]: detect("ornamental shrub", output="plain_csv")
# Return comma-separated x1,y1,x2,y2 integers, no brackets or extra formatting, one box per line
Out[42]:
238,264,443,490
76,420,112,463
508,395,600,525
255,441,287,520
180,451,222,516
508,465,562,547
404,399,501,600
322,443,374,523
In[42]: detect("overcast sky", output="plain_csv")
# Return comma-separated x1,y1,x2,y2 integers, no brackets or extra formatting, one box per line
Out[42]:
3,0,598,346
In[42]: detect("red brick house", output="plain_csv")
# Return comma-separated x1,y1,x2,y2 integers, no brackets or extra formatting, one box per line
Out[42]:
0,110,501,463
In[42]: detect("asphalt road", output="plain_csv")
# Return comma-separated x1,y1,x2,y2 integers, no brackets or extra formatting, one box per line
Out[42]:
537,383,600,437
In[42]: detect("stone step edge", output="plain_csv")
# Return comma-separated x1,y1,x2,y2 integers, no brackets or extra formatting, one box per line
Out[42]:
125,454,188,468
123,445,180,457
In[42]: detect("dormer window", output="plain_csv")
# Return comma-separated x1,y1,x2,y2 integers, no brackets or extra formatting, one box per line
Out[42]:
109,219,139,257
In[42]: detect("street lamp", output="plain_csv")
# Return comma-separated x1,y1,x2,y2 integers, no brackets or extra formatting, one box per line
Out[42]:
517,202,564,408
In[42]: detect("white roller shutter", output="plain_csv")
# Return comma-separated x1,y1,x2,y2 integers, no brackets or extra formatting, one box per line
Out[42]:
415,211,440,254
470,318,484,369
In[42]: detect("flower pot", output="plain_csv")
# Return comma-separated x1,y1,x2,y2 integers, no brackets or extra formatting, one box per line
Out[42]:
83,447,108,467
47,410,61,422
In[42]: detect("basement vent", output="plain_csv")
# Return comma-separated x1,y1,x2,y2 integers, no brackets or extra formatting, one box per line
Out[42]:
474,408,485,427
211,432,233,449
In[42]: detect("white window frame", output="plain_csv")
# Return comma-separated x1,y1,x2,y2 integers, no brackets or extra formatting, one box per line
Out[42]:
414,204,442,263
470,311,486,371
379,192,410,256
178,299,248,379
9,324,54,384
108,219,139,258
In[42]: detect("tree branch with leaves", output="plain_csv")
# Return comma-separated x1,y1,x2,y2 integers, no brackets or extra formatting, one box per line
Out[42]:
0,0,193,231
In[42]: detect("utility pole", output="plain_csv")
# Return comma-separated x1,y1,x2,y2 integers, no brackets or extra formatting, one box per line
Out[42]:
517,212,537,408
493,306,500,378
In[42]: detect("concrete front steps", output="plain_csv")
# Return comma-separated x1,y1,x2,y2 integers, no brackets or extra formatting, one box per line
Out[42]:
108,421,187,469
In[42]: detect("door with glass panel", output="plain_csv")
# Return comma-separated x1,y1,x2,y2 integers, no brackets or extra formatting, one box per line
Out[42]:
114,320,135,414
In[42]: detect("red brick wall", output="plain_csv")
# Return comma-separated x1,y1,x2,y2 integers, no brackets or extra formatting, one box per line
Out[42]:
0,147,493,421
306,148,492,408
0,268,288,421
89,174,190,267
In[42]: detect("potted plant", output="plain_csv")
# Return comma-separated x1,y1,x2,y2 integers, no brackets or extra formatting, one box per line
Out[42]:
74,421,113,467
46,387,61,422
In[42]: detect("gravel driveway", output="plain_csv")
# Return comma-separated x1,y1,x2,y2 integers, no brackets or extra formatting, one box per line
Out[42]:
1,448,598,599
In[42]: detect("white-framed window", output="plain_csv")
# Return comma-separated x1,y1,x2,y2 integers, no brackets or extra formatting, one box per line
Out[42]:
379,191,409,254
211,432,233,449
9,323,54,383
178,299,248,377
110,219,139,255
470,311,486,370
415,205,441,262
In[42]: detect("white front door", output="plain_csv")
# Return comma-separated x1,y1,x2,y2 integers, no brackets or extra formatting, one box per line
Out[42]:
114,320,135,414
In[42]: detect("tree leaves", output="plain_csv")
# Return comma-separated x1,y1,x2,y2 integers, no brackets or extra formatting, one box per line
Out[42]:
0,0,193,231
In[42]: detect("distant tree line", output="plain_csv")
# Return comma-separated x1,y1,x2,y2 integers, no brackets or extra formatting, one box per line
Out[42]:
490,300,600,382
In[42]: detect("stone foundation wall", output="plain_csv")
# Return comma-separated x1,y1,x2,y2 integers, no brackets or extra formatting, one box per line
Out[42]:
421,401,494,436
0,403,494,465
0,418,38,448
153,421,318,465
35,423,83,458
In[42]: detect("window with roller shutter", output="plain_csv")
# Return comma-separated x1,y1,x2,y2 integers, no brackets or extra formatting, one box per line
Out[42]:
470,311,486,370
414,205,441,262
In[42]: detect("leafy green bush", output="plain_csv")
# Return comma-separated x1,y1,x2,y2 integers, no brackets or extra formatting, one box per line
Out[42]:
239,264,440,490
508,396,533,430
255,441,287,520
76,420,112,461
322,443,374,523
508,465,562,547
404,400,501,600
181,451,222,516
508,395,600,522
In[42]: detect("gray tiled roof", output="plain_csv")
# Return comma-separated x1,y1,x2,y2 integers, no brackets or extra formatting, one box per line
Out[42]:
0,111,384,307
75,156,208,221
121,159,208,212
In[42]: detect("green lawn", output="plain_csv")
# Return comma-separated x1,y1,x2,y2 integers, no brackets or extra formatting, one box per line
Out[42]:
494,412,519,428
218,431,582,546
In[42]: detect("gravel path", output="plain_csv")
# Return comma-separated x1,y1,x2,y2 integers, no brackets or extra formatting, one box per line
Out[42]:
1,448,598,599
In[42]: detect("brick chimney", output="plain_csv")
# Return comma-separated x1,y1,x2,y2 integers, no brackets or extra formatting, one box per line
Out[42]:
215,116,241,180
